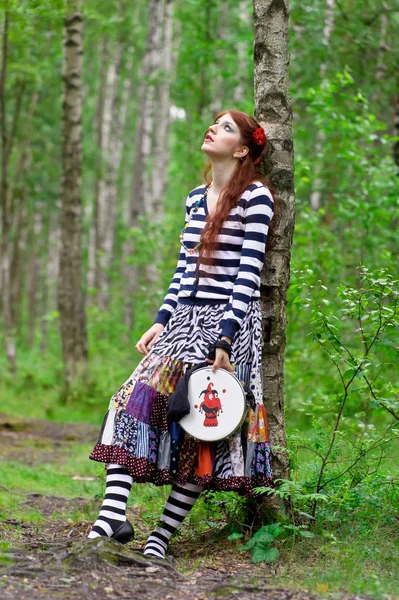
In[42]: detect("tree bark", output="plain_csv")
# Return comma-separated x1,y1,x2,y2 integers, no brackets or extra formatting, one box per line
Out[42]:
10,199,28,332
0,11,16,373
151,0,174,210
309,0,335,211
27,210,43,346
146,0,175,288
198,1,212,117
234,1,252,105
94,44,122,312
87,38,108,302
209,1,228,116
57,1,88,391
372,13,388,105
253,0,294,507
94,37,134,313
124,0,164,329
41,210,61,351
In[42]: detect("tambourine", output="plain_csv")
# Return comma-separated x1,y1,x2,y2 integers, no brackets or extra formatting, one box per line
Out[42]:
179,366,247,442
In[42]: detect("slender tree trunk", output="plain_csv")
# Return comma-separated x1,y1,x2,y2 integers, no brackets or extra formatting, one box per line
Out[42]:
57,1,87,391
151,0,173,210
10,200,27,332
94,38,134,313
27,210,43,346
309,0,335,211
40,214,50,352
234,1,251,105
209,1,228,116
41,210,60,350
371,13,388,105
0,12,16,373
253,0,294,508
141,0,164,217
94,44,122,311
8,89,39,225
87,39,108,301
124,0,163,329
103,45,134,302
7,87,40,340
147,0,175,287
9,142,34,337
198,1,212,117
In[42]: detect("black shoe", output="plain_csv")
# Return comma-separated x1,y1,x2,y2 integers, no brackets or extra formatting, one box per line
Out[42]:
111,520,135,544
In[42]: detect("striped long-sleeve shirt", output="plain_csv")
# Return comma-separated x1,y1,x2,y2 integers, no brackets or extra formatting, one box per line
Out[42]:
153,181,275,341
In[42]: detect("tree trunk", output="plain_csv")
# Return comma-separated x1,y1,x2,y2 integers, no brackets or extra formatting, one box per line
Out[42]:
309,0,335,211
253,0,294,509
208,2,228,116
27,210,43,347
198,1,212,117
234,1,251,105
41,210,60,351
146,0,175,288
371,13,388,105
151,0,173,209
94,38,134,313
141,0,164,218
0,12,16,373
10,199,28,332
124,0,163,329
87,39,108,302
57,1,88,391
94,44,122,312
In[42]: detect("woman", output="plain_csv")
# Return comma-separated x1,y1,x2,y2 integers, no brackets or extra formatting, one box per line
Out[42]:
88,109,275,559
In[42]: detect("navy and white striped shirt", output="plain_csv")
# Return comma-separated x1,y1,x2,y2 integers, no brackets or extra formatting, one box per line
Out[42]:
153,181,274,340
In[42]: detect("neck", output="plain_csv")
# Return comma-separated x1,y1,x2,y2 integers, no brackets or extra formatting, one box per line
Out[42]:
208,159,237,193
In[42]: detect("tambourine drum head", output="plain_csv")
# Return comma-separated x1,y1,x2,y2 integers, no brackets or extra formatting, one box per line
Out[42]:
179,367,246,442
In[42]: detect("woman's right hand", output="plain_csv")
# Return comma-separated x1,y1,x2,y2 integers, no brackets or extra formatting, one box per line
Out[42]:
135,323,165,355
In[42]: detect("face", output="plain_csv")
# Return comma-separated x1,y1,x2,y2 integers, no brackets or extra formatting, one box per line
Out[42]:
201,113,248,161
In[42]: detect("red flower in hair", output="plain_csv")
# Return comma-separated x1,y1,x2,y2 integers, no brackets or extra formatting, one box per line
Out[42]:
253,127,266,145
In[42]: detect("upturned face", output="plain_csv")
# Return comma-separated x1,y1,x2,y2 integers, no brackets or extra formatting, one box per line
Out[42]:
201,113,247,160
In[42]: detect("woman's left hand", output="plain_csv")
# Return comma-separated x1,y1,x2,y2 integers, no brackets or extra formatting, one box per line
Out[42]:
205,348,234,373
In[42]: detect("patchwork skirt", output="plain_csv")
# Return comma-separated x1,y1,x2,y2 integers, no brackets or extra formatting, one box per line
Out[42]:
89,300,274,497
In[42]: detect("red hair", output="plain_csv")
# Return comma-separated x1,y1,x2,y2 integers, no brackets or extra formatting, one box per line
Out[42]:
199,109,273,268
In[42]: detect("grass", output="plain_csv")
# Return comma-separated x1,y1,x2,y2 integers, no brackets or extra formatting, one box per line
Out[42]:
276,523,398,598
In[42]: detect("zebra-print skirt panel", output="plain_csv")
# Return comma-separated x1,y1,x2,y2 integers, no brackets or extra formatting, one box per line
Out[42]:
152,300,262,366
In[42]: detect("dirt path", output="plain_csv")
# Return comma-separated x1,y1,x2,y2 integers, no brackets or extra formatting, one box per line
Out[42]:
0,413,369,600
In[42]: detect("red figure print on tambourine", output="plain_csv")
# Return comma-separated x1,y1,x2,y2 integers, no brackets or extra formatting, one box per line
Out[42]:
197,382,222,427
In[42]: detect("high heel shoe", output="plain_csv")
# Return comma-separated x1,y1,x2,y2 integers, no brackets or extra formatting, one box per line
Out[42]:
110,520,135,544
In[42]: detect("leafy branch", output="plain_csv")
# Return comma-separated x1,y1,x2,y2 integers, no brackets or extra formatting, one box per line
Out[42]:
296,267,399,516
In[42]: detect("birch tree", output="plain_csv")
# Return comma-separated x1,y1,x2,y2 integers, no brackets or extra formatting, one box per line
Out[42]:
147,0,175,285
234,1,252,105
94,43,124,311
57,0,87,389
87,39,108,301
253,0,294,494
124,0,164,329
309,0,335,212
0,11,16,373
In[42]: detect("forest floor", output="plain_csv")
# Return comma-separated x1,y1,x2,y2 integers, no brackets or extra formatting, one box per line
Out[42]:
0,413,387,600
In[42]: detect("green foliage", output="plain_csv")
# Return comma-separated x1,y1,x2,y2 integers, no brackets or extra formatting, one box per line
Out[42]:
254,479,329,508
238,523,283,563
284,267,399,522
